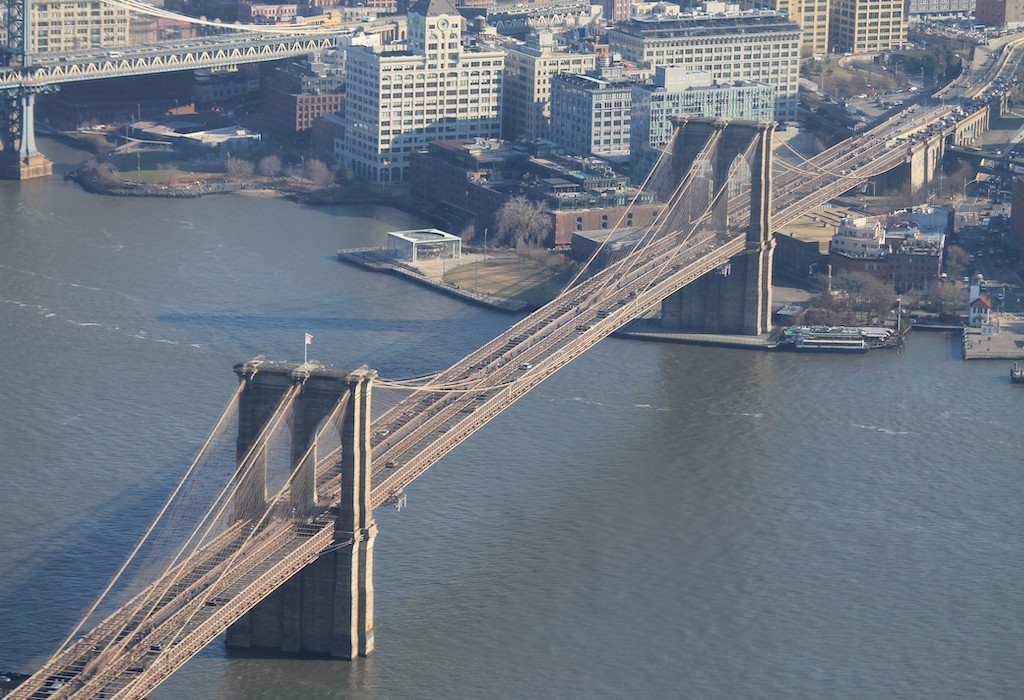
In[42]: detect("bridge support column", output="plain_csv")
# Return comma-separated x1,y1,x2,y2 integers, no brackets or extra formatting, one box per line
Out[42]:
1,90,53,180
226,363,377,659
330,367,377,658
232,362,295,522
660,118,774,335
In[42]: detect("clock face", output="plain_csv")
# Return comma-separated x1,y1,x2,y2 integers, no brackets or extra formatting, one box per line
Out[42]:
437,17,450,29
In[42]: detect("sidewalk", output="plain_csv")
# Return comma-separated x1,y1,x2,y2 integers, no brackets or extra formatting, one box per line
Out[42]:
962,312,1024,359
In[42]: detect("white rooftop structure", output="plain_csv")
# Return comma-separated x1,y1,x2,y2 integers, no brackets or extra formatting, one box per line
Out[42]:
387,229,462,262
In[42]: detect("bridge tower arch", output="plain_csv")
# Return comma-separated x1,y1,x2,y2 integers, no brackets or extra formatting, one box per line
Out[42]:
660,117,774,336
227,359,378,659
1,0,54,179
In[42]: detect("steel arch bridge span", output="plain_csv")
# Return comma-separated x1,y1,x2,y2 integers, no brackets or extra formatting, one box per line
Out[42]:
0,34,340,90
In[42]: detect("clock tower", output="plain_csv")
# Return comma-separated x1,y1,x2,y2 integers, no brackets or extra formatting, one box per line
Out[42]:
407,0,462,65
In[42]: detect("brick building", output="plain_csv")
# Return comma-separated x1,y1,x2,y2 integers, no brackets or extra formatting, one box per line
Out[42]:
409,138,663,247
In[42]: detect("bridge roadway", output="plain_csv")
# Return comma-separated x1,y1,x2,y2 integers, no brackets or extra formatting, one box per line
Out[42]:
0,30,351,90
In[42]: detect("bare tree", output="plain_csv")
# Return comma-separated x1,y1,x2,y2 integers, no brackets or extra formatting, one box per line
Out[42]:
926,282,966,318
80,132,114,155
493,196,552,249
303,158,334,186
79,159,121,183
258,155,281,178
832,271,897,320
944,245,970,280
226,156,255,179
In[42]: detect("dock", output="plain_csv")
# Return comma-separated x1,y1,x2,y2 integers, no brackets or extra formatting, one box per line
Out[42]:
616,318,782,350
962,313,1024,360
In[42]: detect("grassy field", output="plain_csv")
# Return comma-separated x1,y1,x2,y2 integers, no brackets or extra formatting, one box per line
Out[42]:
443,256,572,307
109,151,224,183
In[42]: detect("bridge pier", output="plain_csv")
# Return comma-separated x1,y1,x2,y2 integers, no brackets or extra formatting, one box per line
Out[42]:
226,361,378,659
1,89,53,180
660,118,774,335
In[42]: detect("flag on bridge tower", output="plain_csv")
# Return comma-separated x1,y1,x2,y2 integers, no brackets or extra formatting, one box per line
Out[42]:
304,332,313,363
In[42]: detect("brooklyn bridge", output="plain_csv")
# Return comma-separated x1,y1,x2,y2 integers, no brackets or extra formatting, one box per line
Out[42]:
8,96,972,698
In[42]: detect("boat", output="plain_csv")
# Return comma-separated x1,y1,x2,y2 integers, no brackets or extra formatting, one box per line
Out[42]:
789,326,871,353
794,335,868,353
1011,362,1024,384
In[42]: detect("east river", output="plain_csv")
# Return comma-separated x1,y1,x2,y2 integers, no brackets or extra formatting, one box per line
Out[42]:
1,142,1022,699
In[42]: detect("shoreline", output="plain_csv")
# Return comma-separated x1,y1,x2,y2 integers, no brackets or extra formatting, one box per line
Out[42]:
66,166,404,206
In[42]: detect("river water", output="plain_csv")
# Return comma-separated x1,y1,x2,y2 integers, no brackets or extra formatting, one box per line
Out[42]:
1,142,1022,699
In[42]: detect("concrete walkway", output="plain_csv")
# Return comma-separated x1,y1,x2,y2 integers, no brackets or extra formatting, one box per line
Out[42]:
962,312,1024,359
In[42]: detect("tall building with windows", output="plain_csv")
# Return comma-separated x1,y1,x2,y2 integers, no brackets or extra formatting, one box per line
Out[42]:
631,67,775,179
976,0,1024,27
606,8,800,120
502,31,595,141
906,0,972,19
342,0,504,184
31,0,130,53
550,60,638,157
744,0,830,57
264,58,346,143
829,0,907,53
601,0,632,23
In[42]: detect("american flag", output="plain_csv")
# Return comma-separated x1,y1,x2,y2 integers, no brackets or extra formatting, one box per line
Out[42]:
305,332,313,345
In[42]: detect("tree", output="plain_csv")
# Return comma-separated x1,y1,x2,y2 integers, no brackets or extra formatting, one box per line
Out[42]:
226,156,255,179
258,155,281,178
926,282,966,318
80,132,114,155
944,245,970,280
303,158,334,186
493,196,551,249
832,271,896,320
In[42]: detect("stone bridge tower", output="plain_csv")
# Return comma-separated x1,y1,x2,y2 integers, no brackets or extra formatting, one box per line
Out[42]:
226,359,377,659
659,117,774,336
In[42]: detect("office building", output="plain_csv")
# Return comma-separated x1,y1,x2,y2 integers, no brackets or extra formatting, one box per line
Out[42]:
607,6,800,120
744,0,830,57
502,31,596,141
829,0,907,53
550,60,637,157
976,0,1024,27
31,0,130,52
906,0,972,19
341,0,505,184
264,58,346,142
631,67,774,178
